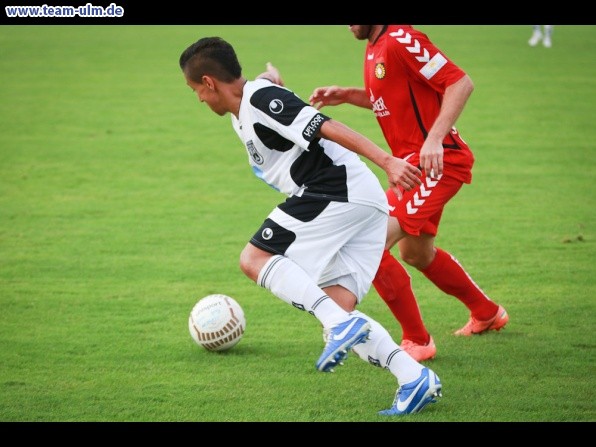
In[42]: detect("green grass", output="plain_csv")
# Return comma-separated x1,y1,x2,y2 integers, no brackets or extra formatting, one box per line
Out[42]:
0,25,595,422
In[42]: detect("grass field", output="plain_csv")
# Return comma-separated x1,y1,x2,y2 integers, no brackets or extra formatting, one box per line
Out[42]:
0,25,595,424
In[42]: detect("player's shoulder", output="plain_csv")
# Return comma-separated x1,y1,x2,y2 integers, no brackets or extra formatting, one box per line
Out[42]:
385,25,433,45
247,80,303,115
247,78,290,99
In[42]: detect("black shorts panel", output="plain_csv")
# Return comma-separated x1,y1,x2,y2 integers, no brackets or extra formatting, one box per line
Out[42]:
250,218,296,256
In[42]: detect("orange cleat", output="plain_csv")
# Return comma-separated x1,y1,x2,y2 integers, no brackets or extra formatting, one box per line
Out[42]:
454,305,509,336
401,336,437,362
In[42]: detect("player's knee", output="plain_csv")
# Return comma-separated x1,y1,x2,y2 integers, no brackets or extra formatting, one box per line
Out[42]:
239,244,273,282
400,250,431,269
385,217,402,249
239,247,257,280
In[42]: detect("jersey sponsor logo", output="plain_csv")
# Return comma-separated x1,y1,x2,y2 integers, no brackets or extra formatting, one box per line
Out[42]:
367,52,374,60
261,227,273,240
302,113,325,139
375,62,386,79
268,98,284,114
369,89,390,118
246,140,264,165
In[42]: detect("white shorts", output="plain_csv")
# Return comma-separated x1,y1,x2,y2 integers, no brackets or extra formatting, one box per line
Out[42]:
250,197,387,302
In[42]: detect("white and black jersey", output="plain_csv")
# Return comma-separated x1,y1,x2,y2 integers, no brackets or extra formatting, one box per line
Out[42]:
232,79,388,215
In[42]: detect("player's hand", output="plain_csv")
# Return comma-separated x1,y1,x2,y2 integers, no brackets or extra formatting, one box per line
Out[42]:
257,62,284,86
385,157,422,201
419,139,444,179
309,86,347,109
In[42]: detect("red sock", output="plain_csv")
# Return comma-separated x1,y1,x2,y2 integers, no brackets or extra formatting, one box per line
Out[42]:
421,247,498,320
373,250,430,345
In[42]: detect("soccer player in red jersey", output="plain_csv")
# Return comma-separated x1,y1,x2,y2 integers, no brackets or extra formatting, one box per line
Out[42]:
310,25,509,361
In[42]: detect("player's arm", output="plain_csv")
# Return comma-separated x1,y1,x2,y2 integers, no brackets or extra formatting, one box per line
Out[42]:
309,86,371,110
419,74,474,178
318,119,421,199
393,27,473,178
256,62,284,86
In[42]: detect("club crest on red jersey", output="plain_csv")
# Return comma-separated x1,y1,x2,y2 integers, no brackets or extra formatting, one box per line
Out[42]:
375,62,386,79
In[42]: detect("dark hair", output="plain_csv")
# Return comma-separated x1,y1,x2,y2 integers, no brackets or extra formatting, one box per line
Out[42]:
179,37,242,83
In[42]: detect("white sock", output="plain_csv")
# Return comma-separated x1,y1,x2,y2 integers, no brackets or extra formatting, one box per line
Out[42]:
257,255,349,327
350,310,423,385
544,25,553,38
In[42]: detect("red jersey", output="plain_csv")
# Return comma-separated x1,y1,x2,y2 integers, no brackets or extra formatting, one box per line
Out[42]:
364,25,474,183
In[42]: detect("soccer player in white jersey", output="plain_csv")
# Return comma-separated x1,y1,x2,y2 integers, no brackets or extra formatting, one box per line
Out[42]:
179,36,442,415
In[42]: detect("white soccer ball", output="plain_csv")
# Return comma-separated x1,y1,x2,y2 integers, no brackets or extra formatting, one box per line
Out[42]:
188,294,246,351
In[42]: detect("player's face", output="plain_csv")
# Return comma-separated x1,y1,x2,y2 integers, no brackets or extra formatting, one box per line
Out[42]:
349,25,372,40
185,76,227,116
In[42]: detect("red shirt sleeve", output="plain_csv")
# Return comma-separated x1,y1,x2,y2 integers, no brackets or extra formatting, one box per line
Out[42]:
386,25,466,94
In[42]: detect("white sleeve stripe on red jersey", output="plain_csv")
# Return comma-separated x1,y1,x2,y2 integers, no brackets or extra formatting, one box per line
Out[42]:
389,29,430,63
389,29,447,80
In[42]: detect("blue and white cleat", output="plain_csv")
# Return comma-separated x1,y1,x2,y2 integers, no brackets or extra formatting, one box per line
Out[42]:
316,317,371,372
379,367,442,415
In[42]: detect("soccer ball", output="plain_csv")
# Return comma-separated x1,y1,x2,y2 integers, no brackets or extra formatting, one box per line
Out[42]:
188,294,246,351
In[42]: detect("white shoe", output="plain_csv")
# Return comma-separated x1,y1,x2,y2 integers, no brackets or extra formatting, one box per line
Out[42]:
543,36,552,48
528,31,542,47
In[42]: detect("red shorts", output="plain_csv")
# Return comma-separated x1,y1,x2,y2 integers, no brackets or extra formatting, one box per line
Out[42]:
387,174,463,237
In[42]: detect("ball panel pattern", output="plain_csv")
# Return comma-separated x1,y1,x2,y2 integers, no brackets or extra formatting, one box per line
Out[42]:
189,294,246,351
